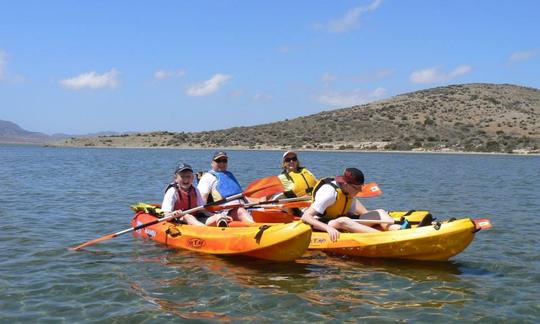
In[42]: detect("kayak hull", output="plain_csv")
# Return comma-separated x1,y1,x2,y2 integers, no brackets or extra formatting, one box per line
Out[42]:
131,212,312,262
309,218,478,261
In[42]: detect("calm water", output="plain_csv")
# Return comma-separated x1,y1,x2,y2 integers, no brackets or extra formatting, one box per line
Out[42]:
1,145,539,323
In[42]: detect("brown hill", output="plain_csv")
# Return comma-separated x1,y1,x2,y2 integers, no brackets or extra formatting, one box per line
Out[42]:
56,83,540,153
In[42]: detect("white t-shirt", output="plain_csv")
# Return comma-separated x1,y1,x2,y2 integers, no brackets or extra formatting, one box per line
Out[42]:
197,173,217,203
161,185,205,212
311,181,357,215
197,172,244,206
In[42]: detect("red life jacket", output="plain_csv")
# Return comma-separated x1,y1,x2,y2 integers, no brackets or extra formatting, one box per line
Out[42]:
166,183,199,211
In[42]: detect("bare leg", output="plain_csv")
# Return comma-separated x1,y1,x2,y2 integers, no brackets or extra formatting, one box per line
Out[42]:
361,209,400,231
329,217,380,233
205,213,232,226
231,207,254,223
182,214,205,226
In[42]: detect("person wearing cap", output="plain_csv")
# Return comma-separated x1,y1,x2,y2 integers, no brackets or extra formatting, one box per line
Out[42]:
301,168,401,242
197,151,254,223
162,162,231,226
278,151,317,199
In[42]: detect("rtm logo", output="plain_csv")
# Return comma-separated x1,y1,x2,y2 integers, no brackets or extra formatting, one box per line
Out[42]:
311,237,326,245
144,228,156,237
188,238,205,249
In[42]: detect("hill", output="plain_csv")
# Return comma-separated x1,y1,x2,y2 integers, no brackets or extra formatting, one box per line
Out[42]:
0,120,130,144
0,120,53,144
57,83,540,153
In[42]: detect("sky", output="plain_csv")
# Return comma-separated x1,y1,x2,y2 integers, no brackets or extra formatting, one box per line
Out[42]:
0,0,538,135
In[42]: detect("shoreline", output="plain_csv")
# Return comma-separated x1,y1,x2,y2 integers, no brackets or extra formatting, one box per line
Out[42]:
40,143,540,156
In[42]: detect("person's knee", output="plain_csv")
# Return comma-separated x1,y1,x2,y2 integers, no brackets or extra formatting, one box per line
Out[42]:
329,217,347,228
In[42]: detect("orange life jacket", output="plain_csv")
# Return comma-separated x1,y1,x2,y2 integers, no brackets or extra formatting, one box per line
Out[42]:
166,183,199,211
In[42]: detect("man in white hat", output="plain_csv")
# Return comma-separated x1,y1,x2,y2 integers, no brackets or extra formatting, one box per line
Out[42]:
197,151,254,223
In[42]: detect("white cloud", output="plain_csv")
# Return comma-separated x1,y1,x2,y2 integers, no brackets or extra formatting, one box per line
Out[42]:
186,73,231,96
448,65,472,78
317,87,387,107
60,69,119,89
253,93,272,101
409,65,472,84
154,69,185,80
317,0,382,33
509,50,537,63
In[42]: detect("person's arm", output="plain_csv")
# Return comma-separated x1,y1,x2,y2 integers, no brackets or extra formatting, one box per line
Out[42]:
302,207,341,242
196,174,214,204
301,185,341,242
161,187,177,212
351,198,369,216
195,187,214,217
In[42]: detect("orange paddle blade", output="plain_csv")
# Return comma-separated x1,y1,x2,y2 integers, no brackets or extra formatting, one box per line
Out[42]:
356,182,382,198
244,176,284,198
69,233,116,251
473,218,492,231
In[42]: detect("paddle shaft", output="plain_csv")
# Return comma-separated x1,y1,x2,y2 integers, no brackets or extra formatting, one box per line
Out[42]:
206,196,310,212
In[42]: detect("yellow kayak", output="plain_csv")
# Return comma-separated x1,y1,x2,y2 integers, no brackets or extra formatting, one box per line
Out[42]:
309,218,488,261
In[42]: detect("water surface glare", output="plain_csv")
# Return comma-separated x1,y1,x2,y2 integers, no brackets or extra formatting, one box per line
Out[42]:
1,145,539,322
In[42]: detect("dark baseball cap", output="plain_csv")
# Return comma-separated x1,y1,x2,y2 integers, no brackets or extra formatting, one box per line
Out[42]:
335,168,365,185
212,151,228,161
175,163,193,174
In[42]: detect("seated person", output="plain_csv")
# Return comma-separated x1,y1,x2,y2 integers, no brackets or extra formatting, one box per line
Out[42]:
197,151,254,223
301,168,401,242
278,150,317,198
162,163,230,226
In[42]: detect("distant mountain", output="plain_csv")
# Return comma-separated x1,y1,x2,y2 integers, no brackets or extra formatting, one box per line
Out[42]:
0,120,126,144
0,120,52,144
56,83,540,153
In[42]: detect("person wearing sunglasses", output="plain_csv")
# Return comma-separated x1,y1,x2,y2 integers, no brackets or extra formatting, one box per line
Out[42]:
162,163,231,226
197,151,254,223
278,151,318,199
301,168,402,242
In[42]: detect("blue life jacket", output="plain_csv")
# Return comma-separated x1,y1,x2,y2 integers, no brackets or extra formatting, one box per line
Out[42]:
208,170,243,201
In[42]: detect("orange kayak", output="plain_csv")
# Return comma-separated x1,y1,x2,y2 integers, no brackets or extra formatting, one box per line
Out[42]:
131,212,312,262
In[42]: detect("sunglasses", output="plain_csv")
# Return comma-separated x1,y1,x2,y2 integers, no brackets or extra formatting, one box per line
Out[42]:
284,156,298,162
214,158,228,163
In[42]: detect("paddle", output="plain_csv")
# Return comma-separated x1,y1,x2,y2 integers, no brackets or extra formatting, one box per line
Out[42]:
356,182,382,198
206,182,382,214
205,196,311,212
69,176,284,251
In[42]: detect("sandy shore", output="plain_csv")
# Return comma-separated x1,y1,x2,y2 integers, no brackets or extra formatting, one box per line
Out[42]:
45,143,540,156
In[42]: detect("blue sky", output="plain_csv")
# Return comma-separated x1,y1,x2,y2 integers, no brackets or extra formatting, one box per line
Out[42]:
0,0,538,134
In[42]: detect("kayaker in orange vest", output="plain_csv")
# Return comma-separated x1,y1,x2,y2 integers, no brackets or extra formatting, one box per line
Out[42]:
301,167,403,242
197,151,254,223
162,163,231,226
